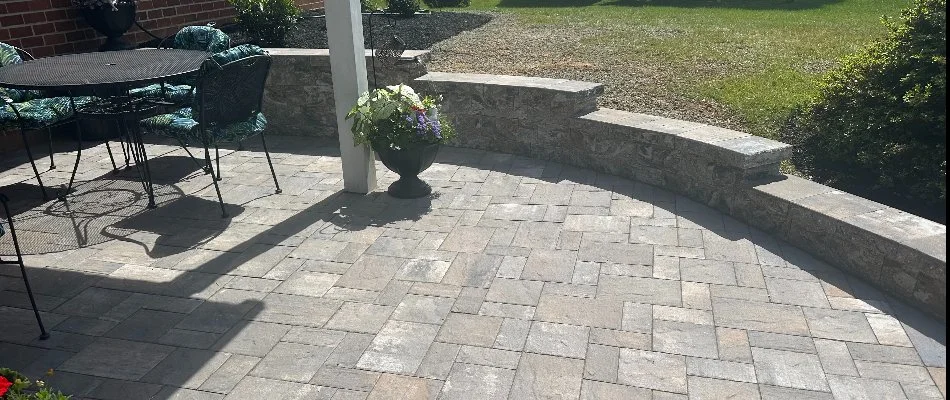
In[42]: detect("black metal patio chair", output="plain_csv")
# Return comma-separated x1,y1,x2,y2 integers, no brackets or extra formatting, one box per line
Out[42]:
130,25,232,106
0,193,50,340
139,50,280,218
1,42,77,200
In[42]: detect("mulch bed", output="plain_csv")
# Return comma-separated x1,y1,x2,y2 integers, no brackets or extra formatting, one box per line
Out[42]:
225,11,492,50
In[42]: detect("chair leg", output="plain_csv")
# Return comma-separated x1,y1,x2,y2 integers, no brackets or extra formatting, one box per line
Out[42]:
60,121,83,202
1,196,50,340
46,127,55,170
260,133,282,194
177,140,206,172
18,262,50,340
105,140,120,173
214,146,222,181
204,146,228,218
19,128,49,200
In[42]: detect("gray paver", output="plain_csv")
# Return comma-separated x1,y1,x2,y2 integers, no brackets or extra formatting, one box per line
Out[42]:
803,308,878,343
827,375,908,400
391,294,454,324
251,342,334,382
524,321,590,358
535,294,623,329
688,376,761,400
59,337,173,380
618,349,687,394
712,298,809,335
522,249,577,282
510,353,585,399
357,320,439,373
440,363,516,399
653,319,718,358
752,347,830,392
580,380,652,399
437,313,503,347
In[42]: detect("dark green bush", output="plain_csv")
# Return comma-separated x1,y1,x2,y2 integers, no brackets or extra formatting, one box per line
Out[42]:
228,0,300,47
780,0,946,222
387,0,420,16
423,0,470,7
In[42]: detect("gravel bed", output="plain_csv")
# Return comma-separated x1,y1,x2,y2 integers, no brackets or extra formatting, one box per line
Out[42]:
425,12,746,132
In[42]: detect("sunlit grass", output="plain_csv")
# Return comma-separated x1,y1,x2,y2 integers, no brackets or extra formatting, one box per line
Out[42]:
447,0,907,138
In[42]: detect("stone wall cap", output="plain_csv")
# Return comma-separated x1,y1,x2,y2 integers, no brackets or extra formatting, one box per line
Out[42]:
754,176,947,263
417,72,603,94
581,108,791,169
263,48,430,60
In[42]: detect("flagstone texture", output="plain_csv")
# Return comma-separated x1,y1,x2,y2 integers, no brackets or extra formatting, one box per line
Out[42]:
0,137,945,399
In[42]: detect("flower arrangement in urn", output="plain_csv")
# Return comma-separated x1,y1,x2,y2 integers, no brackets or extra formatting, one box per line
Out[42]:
71,0,119,9
347,84,455,198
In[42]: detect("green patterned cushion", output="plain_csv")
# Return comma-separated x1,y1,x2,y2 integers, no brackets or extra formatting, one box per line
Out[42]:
0,42,43,103
211,44,267,66
128,83,195,105
174,26,230,53
0,97,73,130
139,107,266,145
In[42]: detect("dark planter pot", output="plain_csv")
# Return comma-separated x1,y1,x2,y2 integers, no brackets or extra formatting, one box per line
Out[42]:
80,1,137,51
373,142,440,199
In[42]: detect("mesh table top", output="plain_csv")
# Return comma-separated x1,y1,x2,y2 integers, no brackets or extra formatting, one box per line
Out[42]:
0,49,210,92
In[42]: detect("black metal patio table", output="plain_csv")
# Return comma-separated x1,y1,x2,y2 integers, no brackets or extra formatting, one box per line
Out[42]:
0,49,210,208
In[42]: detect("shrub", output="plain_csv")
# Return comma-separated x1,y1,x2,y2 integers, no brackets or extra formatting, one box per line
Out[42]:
780,0,946,222
422,0,470,7
228,0,300,47
387,0,420,16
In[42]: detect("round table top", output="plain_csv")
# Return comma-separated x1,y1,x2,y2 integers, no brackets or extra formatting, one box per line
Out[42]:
0,49,210,92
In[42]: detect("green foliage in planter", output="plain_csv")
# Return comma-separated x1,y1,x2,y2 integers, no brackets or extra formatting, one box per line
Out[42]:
423,0,470,7
780,0,946,221
347,85,456,150
0,368,70,400
227,0,300,47
387,0,420,16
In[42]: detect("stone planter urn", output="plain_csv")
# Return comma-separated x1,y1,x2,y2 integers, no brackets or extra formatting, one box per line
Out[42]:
80,0,137,51
373,142,440,198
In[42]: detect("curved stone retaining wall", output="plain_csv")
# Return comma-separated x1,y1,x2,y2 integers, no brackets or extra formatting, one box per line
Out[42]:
262,48,431,138
259,49,946,319
415,72,946,320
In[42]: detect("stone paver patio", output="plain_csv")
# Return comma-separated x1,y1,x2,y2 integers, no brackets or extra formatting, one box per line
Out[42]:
0,136,945,400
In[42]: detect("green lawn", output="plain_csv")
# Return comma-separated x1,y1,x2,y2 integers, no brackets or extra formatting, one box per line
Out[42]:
450,0,908,139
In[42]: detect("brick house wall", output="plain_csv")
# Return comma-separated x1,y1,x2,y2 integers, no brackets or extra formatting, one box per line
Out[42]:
0,0,325,59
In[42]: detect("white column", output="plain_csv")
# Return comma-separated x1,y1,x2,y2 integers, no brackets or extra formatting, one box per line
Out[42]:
325,0,376,194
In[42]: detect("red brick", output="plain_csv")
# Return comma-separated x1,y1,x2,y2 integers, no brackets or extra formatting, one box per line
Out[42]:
0,15,26,27
8,26,33,39
6,1,32,13
42,33,66,45
32,22,56,35
20,36,44,48
23,12,47,25
54,21,77,32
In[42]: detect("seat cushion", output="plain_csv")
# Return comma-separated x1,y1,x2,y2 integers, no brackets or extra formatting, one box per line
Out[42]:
128,83,194,105
139,107,266,145
0,42,43,103
174,26,231,53
0,97,74,130
211,44,267,66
